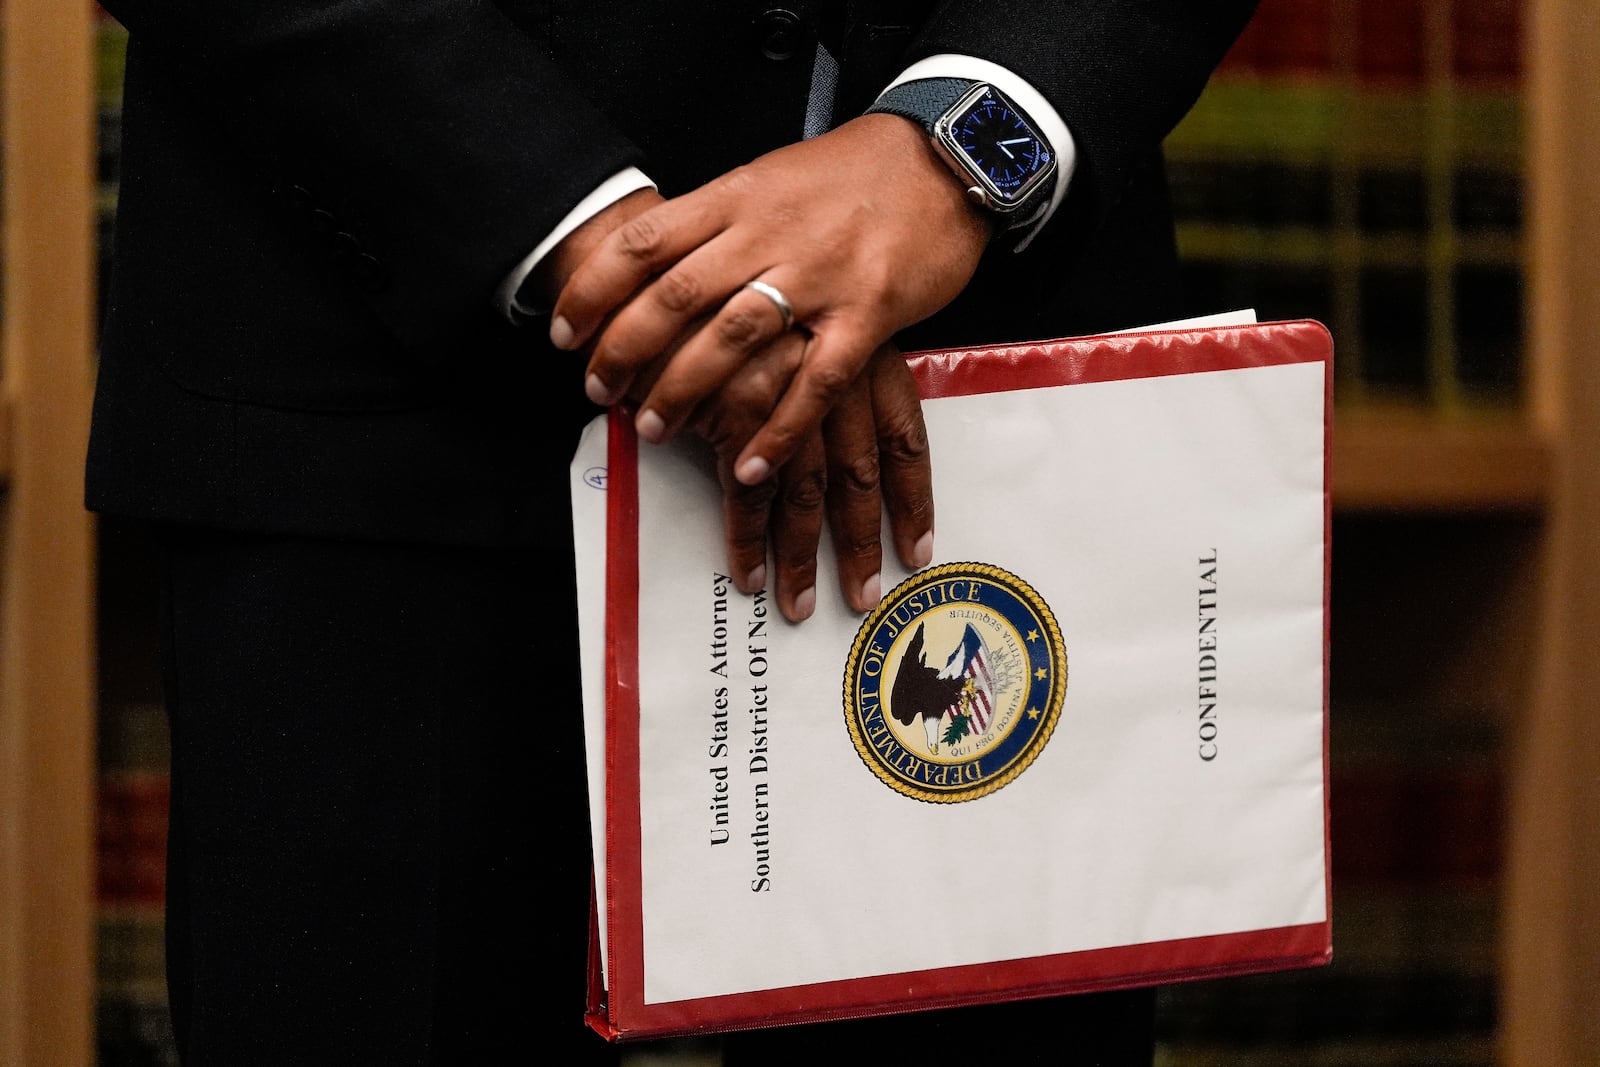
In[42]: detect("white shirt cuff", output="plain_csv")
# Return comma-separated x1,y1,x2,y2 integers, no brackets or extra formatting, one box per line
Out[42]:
496,167,658,321
877,55,1077,252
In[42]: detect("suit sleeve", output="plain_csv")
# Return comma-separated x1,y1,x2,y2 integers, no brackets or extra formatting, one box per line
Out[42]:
99,0,645,349
902,0,1259,246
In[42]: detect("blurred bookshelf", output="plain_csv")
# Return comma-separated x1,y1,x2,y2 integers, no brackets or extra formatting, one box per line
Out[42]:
1155,2,1530,1065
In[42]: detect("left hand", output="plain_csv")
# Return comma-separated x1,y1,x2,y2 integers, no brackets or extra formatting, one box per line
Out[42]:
659,337,935,623
551,113,990,488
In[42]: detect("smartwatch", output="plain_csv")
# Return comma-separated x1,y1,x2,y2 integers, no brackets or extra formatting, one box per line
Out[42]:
866,77,1057,231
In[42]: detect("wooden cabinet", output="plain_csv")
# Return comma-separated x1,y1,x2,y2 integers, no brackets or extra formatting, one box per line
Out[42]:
1,2,1597,1063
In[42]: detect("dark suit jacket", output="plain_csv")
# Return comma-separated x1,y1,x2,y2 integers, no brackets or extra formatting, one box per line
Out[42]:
86,0,1257,547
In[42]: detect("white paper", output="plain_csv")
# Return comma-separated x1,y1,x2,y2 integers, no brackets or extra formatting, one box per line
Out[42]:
571,416,613,971
627,361,1326,1004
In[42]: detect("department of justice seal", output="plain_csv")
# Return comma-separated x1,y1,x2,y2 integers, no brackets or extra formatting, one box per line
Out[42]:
842,562,1066,803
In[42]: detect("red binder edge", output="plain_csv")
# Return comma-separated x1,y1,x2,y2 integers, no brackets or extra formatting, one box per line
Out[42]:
588,320,1336,1042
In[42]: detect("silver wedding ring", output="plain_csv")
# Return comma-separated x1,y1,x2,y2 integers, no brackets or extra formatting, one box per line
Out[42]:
742,280,795,332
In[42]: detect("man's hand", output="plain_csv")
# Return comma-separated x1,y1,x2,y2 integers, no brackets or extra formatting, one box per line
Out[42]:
686,341,933,623
819,342,934,612
550,113,990,487
526,186,666,309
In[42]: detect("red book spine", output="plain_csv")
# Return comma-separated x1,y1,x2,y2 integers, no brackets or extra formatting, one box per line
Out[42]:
1357,0,1426,86
1252,0,1335,77
1330,763,1503,887
1452,0,1523,84
97,774,170,909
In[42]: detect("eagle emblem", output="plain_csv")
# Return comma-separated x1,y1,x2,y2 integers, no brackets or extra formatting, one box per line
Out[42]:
843,562,1066,803
890,621,1009,755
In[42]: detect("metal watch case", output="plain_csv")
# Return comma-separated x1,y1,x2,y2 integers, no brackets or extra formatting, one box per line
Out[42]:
929,81,1057,220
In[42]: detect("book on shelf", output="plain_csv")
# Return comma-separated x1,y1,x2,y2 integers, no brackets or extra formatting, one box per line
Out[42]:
96,698,177,1067
1452,0,1522,84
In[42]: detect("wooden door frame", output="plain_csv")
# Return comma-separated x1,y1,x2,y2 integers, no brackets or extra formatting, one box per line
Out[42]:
0,2,98,1064
1504,1,1600,1063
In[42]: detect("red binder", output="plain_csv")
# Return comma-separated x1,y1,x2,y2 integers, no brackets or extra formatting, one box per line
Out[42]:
579,320,1334,1042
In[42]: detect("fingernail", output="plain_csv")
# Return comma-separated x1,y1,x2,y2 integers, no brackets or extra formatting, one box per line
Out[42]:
550,315,576,350
911,530,934,569
585,374,611,406
735,456,770,485
636,409,665,443
791,585,816,622
860,572,881,608
745,565,766,592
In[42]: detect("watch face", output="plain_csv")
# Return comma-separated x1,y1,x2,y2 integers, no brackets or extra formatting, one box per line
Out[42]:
940,87,1054,208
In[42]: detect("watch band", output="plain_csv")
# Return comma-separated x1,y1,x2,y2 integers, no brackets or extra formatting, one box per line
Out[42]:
865,77,977,132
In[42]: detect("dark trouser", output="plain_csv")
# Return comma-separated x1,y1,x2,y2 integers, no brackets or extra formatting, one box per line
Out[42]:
156,524,1154,1066
157,525,618,1066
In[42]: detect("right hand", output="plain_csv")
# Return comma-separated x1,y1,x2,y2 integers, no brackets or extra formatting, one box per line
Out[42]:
541,190,936,623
